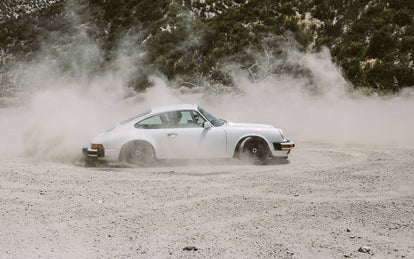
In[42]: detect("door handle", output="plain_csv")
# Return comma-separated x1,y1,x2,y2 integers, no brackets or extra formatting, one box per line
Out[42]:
167,133,178,137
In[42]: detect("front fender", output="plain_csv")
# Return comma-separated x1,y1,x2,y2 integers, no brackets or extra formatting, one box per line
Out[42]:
233,133,273,155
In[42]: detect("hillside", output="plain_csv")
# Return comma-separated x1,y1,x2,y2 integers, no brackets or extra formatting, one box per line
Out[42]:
0,0,413,93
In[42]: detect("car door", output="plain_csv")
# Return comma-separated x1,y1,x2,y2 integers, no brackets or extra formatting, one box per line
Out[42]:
162,110,227,159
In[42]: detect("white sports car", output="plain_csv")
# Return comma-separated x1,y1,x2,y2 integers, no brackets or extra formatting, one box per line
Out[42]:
83,104,294,165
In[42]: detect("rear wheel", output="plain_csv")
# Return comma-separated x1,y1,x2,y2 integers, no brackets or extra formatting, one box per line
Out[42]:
120,141,154,166
240,137,270,165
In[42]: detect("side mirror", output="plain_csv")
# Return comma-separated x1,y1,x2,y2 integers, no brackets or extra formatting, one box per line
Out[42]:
203,121,213,129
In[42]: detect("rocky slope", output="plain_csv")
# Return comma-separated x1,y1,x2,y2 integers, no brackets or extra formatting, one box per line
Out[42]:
0,0,413,93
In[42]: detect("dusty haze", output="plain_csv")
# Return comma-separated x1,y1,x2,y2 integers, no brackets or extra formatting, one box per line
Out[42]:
0,3,413,162
0,3,413,259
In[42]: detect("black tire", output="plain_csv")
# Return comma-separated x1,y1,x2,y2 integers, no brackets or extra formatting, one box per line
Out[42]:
120,141,155,166
240,137,270,165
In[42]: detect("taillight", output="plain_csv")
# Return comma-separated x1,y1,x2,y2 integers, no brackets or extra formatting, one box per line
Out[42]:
91,144,104,150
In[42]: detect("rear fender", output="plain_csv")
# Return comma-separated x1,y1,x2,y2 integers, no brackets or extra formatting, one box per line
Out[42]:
119,136,159,160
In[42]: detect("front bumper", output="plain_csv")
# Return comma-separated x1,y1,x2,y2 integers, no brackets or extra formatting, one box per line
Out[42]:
273,141,295,151
82,147,104,158
271,140,295,158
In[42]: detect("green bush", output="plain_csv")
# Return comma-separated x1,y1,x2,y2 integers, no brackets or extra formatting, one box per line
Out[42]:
366,29,395,58
401,36,414,52
393,10,412,26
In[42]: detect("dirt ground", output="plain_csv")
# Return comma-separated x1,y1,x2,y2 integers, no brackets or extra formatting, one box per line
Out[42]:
0,142,413,258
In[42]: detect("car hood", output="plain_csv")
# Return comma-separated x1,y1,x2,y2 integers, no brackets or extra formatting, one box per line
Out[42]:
226,122,273,129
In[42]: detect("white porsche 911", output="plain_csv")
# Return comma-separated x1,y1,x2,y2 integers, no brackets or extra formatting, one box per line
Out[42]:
83,104,294,165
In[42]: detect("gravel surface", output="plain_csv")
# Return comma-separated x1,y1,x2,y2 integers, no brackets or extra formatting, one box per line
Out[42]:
0,142,413,258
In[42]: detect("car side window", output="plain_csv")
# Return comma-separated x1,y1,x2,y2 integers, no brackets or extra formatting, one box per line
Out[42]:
191,111,206,126
164,110,206,128
135,115,164,129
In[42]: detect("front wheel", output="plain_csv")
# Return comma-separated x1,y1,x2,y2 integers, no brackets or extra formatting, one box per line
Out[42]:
239,137,270,165
120,141,155,166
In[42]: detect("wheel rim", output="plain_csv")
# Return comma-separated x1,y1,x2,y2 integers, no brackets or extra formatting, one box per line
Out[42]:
124,142,154,166
242,139,268,164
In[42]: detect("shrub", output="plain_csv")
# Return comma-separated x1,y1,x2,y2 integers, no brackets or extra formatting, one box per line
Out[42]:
393,10,412,26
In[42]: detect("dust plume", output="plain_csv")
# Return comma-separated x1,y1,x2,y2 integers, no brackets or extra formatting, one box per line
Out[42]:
0,3,413,163
205,48,414,148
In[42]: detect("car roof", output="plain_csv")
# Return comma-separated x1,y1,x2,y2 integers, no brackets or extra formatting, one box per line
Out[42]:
120,104,200,125
150,104,199,114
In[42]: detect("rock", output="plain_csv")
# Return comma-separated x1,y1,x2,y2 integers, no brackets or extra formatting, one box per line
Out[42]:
183,246,198,251
346,228,351,232
287,250,294,255
358,246,371,253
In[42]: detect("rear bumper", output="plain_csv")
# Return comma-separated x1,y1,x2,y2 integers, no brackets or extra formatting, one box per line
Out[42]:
271,140,295,158
82,147,104,158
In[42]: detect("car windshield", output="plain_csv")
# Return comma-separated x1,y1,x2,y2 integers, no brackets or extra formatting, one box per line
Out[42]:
120,110,151,125
198,107,225,127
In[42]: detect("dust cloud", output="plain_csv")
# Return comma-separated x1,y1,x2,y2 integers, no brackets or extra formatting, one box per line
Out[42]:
207,48,414,148
0,4,413,163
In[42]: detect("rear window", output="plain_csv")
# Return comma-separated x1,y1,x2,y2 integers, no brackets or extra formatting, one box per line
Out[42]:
120,110,151,125
135,115,164,129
